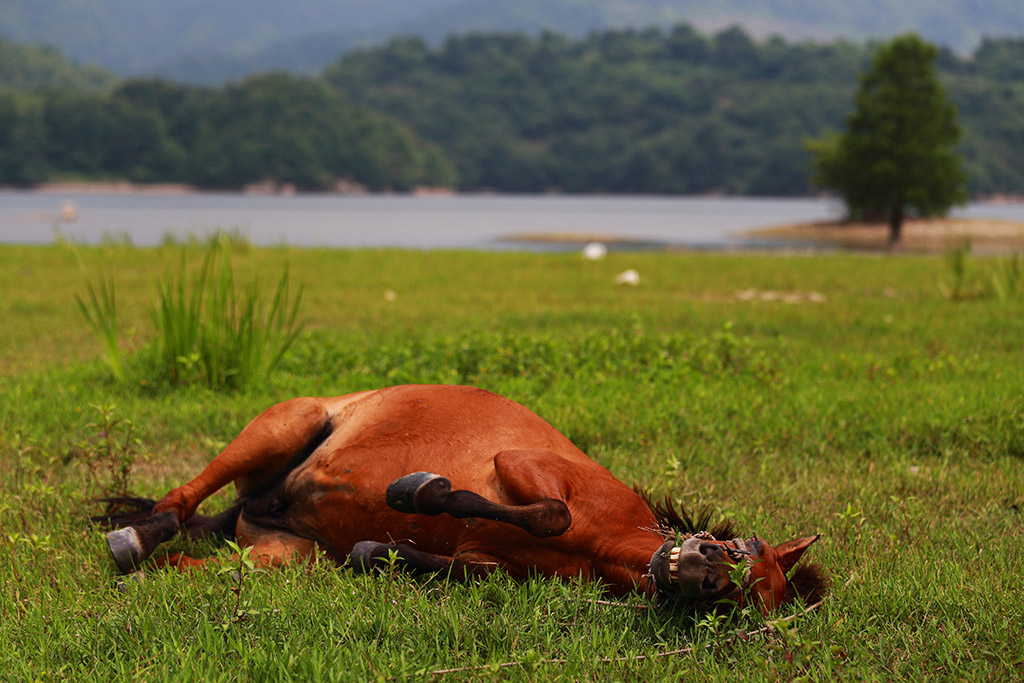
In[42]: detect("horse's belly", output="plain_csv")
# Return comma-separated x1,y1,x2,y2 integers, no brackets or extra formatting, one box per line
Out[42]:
315,493,478,558
281,441,501,560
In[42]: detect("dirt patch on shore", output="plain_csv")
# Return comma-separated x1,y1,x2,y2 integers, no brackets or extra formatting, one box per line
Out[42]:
500,231,665,247
32,181,197,195
749,217,1024,253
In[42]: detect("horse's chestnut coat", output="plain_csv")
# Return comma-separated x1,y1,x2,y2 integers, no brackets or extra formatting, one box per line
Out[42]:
102,384,825,612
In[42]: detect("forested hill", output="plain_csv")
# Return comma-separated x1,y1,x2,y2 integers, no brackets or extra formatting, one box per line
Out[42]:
2,27,1023,196
2,0,1024,83
0,73,456,191
324,30,1024,196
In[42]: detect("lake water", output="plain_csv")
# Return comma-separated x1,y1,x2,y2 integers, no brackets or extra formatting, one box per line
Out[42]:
1,191,1021,251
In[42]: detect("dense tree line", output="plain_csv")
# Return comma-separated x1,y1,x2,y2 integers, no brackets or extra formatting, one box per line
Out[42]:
329,28,860,195
325,28,1024,196
0,72,455,190
3,26,1024,195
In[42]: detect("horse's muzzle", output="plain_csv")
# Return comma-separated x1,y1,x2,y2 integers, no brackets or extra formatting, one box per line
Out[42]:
650,535,738,599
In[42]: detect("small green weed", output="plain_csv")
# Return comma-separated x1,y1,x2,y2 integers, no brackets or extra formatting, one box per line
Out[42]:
66,402,139,497
219,540,259,624
835,502,865,553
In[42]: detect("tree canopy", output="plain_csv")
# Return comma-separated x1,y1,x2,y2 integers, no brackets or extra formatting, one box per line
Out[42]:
809,34,967,246
325,28,1020,197
0,73,454,191
2,27,1023,197
324,29,868,195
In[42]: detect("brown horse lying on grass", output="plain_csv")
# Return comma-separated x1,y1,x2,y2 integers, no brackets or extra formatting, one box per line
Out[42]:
98,384,828,613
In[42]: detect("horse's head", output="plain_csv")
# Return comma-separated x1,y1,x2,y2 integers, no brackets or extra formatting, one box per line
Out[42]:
650,532,826,613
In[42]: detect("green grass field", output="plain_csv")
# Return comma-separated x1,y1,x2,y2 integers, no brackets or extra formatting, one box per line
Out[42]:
1,242,1022,680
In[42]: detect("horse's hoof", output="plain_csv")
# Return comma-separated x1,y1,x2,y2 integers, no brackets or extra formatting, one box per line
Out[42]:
349,540,386,573
386,472,449,514
106,526,144,574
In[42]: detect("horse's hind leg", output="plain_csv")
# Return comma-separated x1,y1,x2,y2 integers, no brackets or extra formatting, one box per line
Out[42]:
101,499,244,572
105,398,331,573
153,398,332,522
106,510,181,573
386,450,573,538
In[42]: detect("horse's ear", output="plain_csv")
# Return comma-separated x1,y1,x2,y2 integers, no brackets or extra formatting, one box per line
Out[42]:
774,535,821,573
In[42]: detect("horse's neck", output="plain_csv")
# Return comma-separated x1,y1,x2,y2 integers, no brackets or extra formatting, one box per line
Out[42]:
590,526,666,597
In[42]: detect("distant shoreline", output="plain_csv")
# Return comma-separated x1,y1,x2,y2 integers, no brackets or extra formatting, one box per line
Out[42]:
28,181,199,195
15,183,1024,206
19,181,460,197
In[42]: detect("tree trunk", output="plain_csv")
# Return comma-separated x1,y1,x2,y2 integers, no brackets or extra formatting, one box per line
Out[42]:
887,205,905,250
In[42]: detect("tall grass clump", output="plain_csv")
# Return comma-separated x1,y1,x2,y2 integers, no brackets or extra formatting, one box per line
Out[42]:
937,239,980,300
938,241,1024,301
74,272,125,381
988,251,1023,300
159,227,252,253
150,240,304,389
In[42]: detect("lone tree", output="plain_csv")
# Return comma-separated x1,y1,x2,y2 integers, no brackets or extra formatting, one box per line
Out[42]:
809,34,967,248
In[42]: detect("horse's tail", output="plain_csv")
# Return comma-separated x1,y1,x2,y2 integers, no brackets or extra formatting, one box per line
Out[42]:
92,497,158,528
92,496,241,540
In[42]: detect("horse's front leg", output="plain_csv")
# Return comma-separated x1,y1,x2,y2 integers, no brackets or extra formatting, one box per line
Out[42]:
385,451,573,539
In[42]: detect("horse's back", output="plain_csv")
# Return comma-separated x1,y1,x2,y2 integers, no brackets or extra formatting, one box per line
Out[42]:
318,384,589,477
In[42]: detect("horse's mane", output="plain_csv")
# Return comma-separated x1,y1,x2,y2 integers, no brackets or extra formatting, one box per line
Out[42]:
786,561,830,606
635,489,737,541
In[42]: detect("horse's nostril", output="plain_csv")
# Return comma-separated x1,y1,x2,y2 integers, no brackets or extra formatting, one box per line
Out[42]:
699,542,724,560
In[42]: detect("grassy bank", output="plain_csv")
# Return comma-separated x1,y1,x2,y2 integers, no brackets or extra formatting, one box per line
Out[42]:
1,243,1022,680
